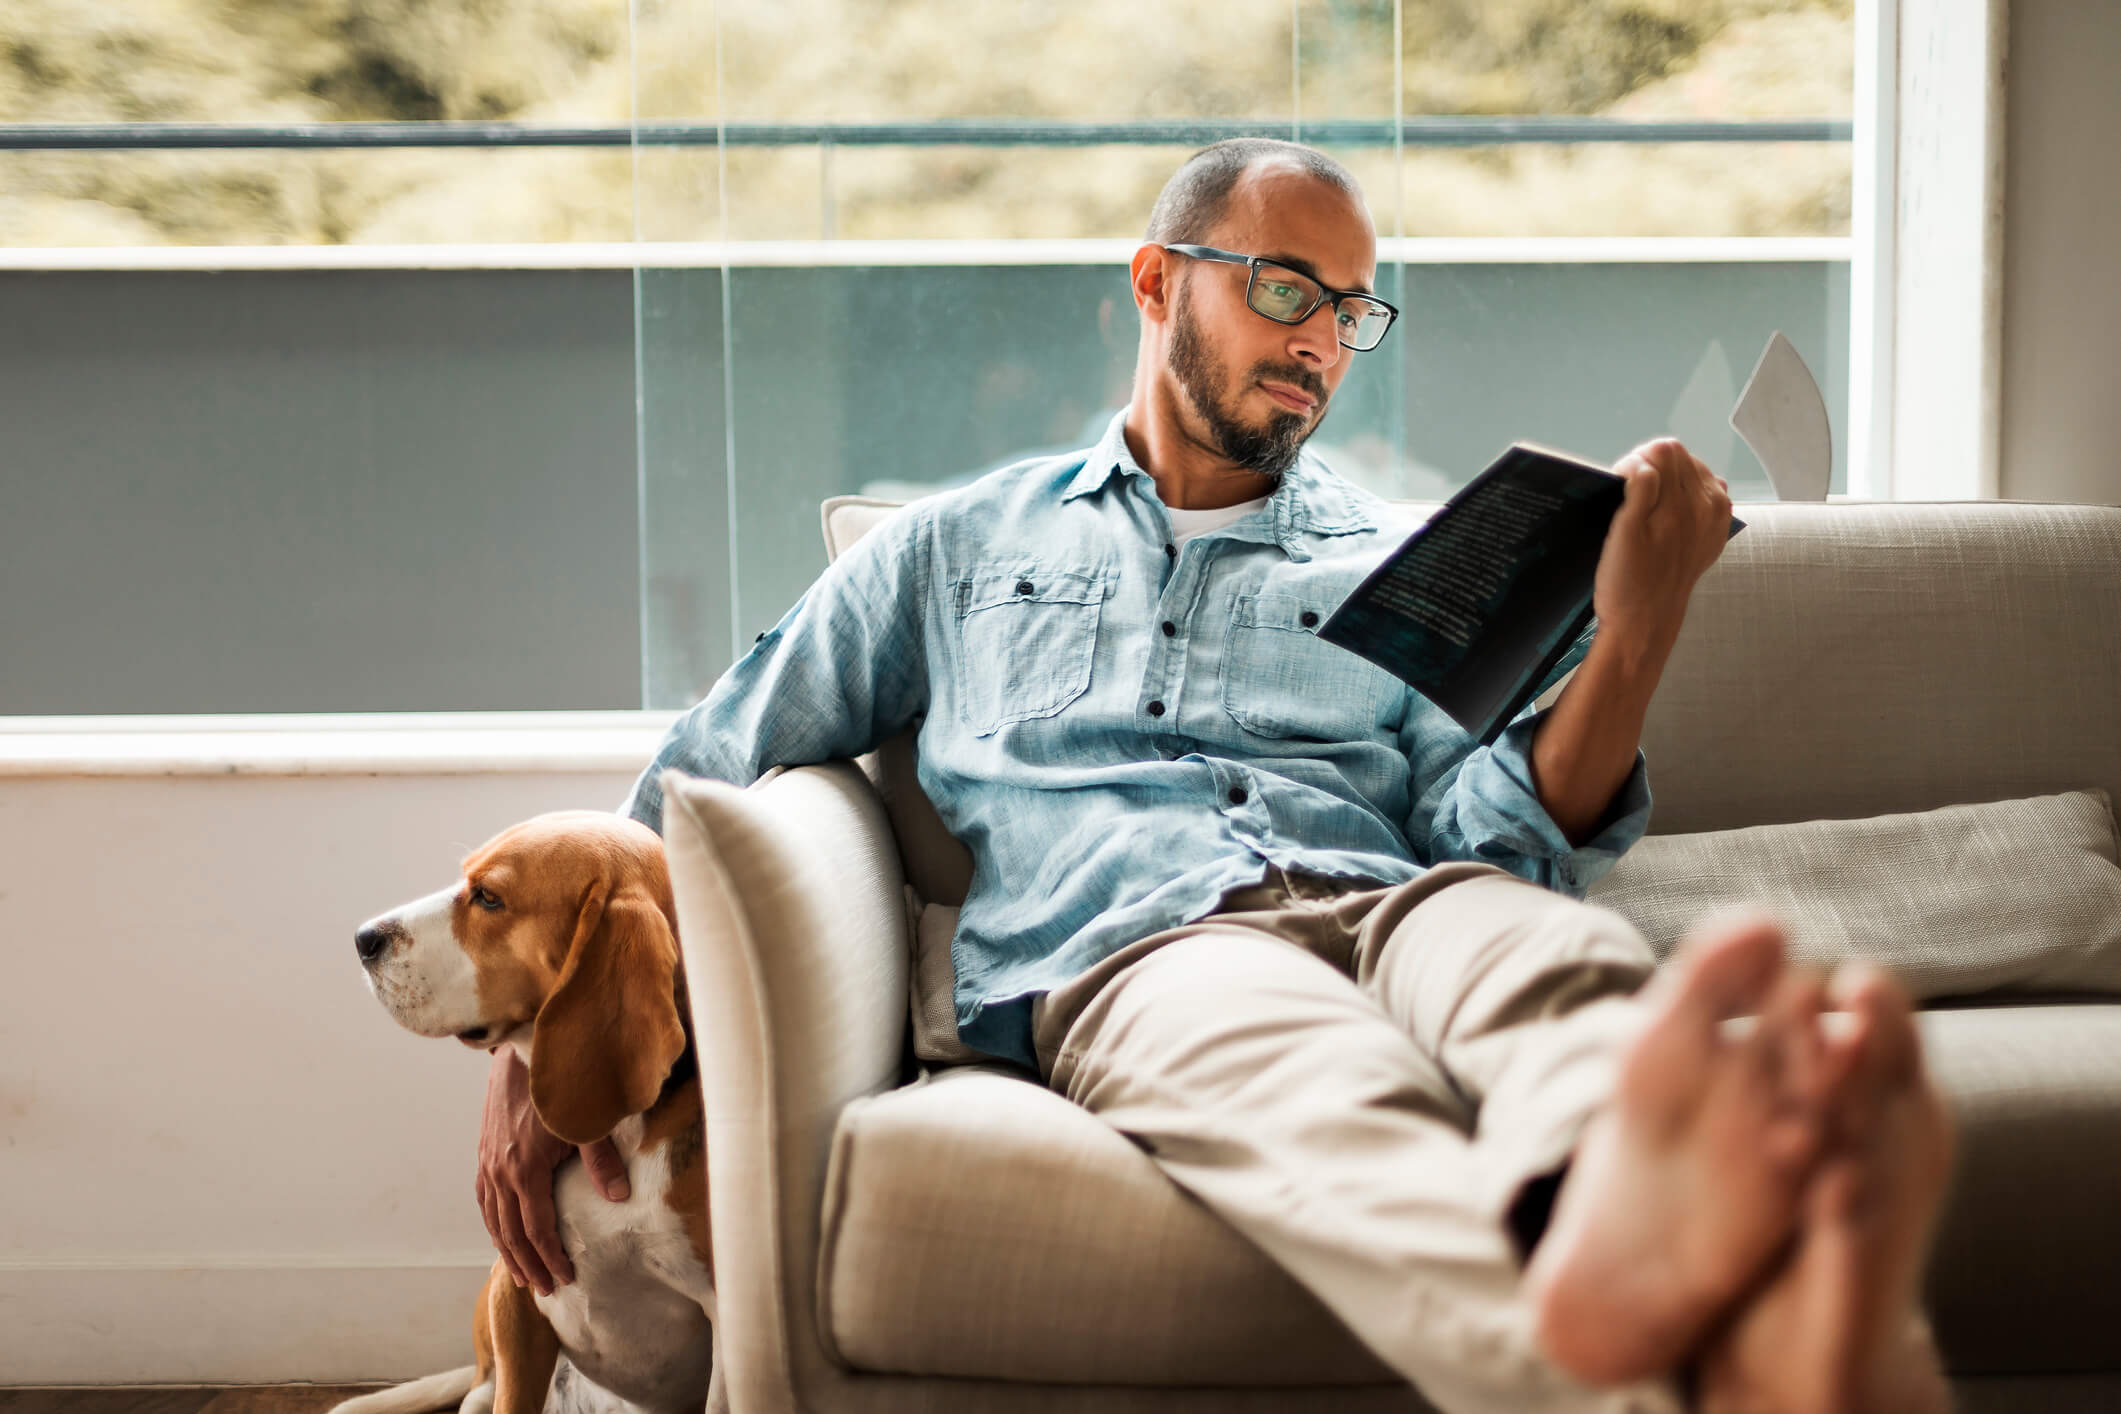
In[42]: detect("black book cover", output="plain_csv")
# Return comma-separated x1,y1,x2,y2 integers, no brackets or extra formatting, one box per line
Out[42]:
1317,444,1746,747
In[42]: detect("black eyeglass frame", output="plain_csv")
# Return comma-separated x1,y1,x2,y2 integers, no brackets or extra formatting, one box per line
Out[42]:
1162,243,1400,351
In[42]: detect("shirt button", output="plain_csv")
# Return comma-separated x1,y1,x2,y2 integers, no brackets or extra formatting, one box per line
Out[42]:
1299,610,1319,628
1161,620,1176,637
1015,579,1035,595
1227,787,1248,805
1164,543,1177,558
1147,700,1166,717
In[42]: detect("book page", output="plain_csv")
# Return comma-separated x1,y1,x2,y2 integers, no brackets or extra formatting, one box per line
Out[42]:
1367,478,1571,649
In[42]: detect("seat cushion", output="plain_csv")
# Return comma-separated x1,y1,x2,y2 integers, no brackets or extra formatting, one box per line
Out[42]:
1586,788,2121,1002
1918,1002,2121,1373
819,1007,2121,1383
818,1066,1399,1386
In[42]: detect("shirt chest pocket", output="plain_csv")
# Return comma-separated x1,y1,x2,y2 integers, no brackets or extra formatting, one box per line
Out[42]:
1221,592,1404,742
953,564,1109,736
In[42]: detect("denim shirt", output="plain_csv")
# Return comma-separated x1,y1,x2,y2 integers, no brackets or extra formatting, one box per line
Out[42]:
623,411,1651,1069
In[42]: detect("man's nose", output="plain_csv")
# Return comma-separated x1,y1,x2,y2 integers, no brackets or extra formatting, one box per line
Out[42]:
1288,303,1343,369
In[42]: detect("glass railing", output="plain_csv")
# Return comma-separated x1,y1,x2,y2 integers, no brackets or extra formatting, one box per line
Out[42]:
1,0,1855,716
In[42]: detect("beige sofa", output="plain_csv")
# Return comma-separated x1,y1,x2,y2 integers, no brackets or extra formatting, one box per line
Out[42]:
661,497,2121,1414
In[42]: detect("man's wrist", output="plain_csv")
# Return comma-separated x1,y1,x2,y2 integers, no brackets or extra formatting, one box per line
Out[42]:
1591,613,1681,680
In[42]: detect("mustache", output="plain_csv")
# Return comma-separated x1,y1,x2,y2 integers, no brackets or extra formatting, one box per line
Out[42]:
1252,362,1327,404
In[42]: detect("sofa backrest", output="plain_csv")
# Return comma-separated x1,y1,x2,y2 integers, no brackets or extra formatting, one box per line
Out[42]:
824,494,2121,907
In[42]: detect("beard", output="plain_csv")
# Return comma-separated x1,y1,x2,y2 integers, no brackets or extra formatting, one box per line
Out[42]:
1167,282,1328,484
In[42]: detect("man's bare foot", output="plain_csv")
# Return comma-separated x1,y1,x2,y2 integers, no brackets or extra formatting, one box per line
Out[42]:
1695,965,1956,1414
1523,912,1840,1384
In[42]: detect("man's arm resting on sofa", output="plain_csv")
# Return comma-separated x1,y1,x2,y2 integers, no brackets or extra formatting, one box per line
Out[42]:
1530,620,1675,848
1533,437,1734,846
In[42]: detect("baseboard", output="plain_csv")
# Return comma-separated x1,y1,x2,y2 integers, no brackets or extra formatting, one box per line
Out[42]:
0,1261,490,1383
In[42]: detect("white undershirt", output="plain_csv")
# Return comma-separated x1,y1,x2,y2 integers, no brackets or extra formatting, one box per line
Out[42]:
1163,494,1273,547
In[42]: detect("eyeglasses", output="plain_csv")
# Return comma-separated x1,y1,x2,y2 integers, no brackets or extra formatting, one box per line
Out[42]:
1163,244,1399,352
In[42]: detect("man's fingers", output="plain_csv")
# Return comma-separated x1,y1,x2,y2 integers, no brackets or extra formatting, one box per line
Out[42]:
495,1190,555,1295
521,1172,575,1288
476,1177,523,1288
581,1139,630,1202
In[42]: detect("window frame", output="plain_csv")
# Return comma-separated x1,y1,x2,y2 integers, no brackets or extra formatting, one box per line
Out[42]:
0,7,2007,741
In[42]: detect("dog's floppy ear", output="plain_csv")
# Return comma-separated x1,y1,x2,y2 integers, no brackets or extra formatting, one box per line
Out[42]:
529,880,686,1148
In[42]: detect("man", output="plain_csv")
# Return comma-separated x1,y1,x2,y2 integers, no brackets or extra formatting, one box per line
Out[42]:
477,139,1955,1412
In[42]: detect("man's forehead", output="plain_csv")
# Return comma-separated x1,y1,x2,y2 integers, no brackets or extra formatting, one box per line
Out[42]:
1208,163,1377,289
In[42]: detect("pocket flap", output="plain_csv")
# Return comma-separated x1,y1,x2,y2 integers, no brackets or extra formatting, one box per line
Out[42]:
959,565,1108,615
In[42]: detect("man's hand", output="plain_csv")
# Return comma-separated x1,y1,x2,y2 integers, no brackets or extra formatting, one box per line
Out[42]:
476,1045,629,1296
1592,438,1734,648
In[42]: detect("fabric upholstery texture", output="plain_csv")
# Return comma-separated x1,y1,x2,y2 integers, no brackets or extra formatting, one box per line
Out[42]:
819,1066,1399,1386
1586,788,2121,1000
1916,1003,2121,1372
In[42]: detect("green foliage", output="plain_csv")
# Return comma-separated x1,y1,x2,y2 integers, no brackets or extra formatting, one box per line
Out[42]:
0,0,1851,245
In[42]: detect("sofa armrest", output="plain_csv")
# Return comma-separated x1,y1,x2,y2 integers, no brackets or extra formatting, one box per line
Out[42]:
660,762,910,1414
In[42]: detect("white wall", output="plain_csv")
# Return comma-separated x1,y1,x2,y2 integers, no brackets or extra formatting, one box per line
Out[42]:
0,755,647,1382
1999,0,2121,505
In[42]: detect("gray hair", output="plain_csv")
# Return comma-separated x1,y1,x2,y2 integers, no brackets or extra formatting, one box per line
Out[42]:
1144,138,1362,244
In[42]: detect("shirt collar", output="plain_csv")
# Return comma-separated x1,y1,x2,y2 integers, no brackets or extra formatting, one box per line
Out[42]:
1061,408,1374,559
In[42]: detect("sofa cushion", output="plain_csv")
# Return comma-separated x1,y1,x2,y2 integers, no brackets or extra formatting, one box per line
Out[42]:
1917,1003,2121,1373
1586,789,2121,1001
818,1065,1399,1386
816,1008,2121,1383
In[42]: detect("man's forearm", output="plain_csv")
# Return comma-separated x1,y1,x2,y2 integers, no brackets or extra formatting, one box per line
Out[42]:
1529,621,1676,847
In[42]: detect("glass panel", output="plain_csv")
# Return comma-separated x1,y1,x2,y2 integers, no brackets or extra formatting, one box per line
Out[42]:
634,0,1855,707
632,11,730,710
1294,0,1408,502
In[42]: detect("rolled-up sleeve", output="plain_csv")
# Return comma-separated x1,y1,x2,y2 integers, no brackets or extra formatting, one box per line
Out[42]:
620,507,932,833
1406,700,1652,898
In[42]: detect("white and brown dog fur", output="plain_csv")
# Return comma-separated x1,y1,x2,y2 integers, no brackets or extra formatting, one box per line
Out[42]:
336,811,717,1414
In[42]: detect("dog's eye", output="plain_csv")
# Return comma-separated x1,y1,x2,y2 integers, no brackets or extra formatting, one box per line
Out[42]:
468,885,505,912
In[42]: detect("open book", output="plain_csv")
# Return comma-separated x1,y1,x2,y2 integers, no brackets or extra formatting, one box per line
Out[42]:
1315,330,1826,746
1317,444,1746,746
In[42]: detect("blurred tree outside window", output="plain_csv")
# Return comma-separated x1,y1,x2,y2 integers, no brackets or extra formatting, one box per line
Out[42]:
1,0,1851,247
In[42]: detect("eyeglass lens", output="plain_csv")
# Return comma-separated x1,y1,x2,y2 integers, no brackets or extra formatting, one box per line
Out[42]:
1248,262,1393,350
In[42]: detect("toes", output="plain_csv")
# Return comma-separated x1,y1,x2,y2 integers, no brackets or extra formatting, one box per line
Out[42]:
1746,970,1832,1169
1828,965,1919,1092
1758,969,1831,1102
1624,914,1786,1126
1848,966,1920,1083
1660,909,1787,1025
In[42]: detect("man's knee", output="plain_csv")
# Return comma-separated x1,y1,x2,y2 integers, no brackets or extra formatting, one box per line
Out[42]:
1364,875,1656,1044
1056,929,1453,1113
1404,873,1654,972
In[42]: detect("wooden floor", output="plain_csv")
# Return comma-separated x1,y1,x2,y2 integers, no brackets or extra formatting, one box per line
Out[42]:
0,1391,388,1413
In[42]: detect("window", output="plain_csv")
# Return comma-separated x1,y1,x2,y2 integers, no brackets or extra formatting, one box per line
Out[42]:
632,0,1857,706
0,0,1873,717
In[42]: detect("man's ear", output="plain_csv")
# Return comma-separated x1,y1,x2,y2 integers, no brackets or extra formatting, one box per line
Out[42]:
1131,242,1174,324
528,881,686,1148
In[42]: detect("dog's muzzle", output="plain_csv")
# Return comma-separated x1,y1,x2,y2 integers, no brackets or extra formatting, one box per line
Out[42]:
355,921,407,968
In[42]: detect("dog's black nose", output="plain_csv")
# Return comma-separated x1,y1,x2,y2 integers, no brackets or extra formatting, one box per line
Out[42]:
355,924,396,966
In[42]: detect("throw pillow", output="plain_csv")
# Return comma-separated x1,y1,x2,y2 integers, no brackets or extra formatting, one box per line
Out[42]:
1585,788,2121,1001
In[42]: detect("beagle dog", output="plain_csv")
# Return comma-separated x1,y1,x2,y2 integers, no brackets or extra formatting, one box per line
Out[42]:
337,811,716,1414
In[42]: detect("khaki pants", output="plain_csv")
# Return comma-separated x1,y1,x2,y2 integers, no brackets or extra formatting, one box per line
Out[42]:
1033,862,1686,1414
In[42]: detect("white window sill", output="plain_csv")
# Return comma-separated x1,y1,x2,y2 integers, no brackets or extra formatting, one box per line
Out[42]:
0,711,680,778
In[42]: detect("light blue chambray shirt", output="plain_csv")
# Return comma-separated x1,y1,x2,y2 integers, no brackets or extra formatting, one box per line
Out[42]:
623,410,1651,1069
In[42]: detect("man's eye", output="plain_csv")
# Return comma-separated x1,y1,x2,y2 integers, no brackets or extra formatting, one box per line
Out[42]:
469,886,504,912
1264,281,1298,299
